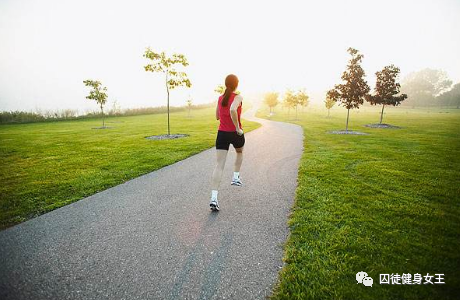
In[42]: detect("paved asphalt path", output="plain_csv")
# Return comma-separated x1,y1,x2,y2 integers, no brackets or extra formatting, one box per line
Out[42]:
0,106,303,300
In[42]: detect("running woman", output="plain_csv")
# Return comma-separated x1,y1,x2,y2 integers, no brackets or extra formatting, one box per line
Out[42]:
210,74,244,211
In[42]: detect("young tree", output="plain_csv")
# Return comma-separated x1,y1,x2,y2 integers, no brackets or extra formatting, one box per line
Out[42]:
283,89,309,119
186,96,193,117
215,84,240,96
264,92,279,113
295,89,309,119
327,48,370,132
83,80,108,128
324,95,336,117
366,65,407,124
283,90,295,117
214,84,225,95
143,48,191,135
109,100,121,116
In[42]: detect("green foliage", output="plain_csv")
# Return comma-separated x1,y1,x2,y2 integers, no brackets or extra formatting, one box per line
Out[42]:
83,79,108,127
214,84,241,96
119,105,197,117
282,90,293,110
283,89,309,109
324,95,336,110
214,84,225,95
143,48,192,135
264,92,279,113
327,48,370,110
296,89,309,107
0,107,261,229
0,104,215,125
367,65,407,106
367,65,408,123
283,89,310,119
257,106,460,300
83,80,108,107
143,49,191,90
327,48,370,130
324,96,336,117
0,111,46,124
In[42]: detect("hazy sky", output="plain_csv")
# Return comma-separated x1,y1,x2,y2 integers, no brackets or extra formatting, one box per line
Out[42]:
1,0,459,112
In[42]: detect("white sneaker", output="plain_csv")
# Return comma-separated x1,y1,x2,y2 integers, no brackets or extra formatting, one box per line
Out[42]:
210,198,220,211
231,177,243,186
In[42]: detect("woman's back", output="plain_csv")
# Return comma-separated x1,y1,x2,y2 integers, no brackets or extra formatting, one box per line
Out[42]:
218,93,242,132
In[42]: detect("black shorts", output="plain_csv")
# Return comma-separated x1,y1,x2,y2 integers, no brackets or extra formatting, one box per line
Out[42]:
216,130,245,150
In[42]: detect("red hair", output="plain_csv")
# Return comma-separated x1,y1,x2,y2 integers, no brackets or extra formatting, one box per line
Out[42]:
221,74,239,107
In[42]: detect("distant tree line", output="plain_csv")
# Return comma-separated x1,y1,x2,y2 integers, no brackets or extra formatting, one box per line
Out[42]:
264,92,279,113
325,48,459,131
262,50,459,134
400,68,460,108
437,83,460,108
0,103,213,125
264,90,309,120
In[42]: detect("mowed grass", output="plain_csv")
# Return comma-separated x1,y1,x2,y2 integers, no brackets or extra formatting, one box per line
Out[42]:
257,105,460,300
0,106,260,230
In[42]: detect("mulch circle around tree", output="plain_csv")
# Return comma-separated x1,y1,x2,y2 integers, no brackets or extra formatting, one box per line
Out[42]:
364,124,401,129
92,126,113,129
329,130,369,135
145,134,189,140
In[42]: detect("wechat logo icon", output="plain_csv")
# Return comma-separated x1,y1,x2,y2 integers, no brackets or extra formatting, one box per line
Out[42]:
356,271,373,287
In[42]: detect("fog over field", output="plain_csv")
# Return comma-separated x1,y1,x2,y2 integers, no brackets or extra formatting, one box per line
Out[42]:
1,0,459,112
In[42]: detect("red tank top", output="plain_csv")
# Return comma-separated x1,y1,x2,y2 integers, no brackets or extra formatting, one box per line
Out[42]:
218,93,242,132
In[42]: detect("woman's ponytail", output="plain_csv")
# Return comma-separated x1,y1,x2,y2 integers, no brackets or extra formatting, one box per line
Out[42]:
221,88,232,107
220,74,239,107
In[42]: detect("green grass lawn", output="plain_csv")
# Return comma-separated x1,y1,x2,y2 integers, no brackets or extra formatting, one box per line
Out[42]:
0,106,260,230
257,105,460,300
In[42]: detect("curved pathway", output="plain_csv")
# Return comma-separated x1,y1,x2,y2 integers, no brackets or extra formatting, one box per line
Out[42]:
0,104,303,300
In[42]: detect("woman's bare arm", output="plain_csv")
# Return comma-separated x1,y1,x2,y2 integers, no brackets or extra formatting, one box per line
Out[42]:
230,95,243,134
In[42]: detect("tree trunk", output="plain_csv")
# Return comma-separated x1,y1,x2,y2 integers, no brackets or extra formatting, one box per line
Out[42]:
380,104,385,124
165,73,170,135
327,109,330,117
100,104,105,128
346,108,350,132
295,105,298,120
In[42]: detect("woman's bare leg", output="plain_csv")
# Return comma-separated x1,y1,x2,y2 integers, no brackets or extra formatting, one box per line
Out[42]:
234,147,243,172
211,149,228,191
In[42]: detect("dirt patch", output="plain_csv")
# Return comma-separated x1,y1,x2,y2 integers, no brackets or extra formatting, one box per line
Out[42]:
145,134,189,140
92,126,113,129
364,123,401,129
329,130,369,135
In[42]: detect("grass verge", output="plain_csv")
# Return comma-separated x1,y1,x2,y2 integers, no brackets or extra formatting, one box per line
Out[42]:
257,105,460,300
0,106,260,230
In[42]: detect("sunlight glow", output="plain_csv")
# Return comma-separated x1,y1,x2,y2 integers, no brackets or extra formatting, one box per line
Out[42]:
0,0,459,112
